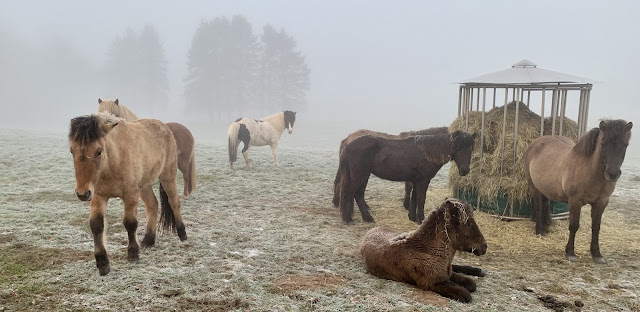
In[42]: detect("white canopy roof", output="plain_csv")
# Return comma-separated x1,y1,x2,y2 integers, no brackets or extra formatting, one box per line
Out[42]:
459,60,596,85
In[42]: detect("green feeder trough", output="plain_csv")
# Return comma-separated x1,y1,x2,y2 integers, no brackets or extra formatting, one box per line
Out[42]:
455,188,569,220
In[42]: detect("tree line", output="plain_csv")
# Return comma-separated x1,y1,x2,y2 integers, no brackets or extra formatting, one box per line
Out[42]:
0,14,310,124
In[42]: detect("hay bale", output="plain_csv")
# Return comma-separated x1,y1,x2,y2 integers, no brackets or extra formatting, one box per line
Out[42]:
448,101,579,213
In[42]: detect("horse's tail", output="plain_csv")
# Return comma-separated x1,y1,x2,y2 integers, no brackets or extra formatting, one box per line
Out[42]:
339,137,348,155
228,122,241,164
159,183,177,233
337,149,352,222
187,148,197,194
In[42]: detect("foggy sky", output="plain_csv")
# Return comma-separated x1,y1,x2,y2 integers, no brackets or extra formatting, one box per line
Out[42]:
1,0,638,151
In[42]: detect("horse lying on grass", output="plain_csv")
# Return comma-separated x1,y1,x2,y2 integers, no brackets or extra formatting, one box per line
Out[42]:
69,113,187,275
361,198,487,303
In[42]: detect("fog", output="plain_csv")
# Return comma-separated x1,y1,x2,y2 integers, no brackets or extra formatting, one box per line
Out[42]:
1,0,638,151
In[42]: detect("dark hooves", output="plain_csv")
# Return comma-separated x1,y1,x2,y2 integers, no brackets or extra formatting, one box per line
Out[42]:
98,265,111,276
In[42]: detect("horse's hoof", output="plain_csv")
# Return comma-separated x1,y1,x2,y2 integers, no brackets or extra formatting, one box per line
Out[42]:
98,265,111,276
566,255,578,262
478,269,488,277
593,256,607,264
344,220,355,226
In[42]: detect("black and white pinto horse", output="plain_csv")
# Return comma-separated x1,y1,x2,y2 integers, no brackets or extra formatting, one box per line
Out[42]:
228,111,296,169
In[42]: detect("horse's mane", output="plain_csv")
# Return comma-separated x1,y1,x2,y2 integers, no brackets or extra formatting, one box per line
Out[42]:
69,113,122,145
407,198,473,240
572,119,629,157
414,133,451,161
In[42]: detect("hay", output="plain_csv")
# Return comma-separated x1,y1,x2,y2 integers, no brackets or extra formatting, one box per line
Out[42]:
448,101,579,210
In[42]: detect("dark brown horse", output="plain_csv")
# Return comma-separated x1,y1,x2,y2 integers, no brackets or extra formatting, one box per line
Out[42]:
524,119,632,263
361,198,487,303
336,131,476,224
69,113,187,275
332,127,449,209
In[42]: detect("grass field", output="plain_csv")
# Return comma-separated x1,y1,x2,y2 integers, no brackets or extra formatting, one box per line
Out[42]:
1,126,639,311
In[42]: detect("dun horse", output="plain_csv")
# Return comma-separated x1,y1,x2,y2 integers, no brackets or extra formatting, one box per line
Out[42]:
524,119,632,263
228,111,296,169
333,126,449,209
361,198,487,303
69,113,187,275
336,131,476,224
98,98,197,198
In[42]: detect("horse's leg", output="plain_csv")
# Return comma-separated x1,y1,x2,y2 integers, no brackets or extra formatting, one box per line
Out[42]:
565,200,583,262
89,195,110,275
429,280,472,303
542,195,552,227
178,155,189,199
122,193,141,262
408,181,418,222
531,190,545,235
403,181,412,211
450,272,477,292
414,179,430,224
140,185,158,248
160,179,188,241
452,264,487,277
590,202,608,264
355,176,374,223
242,146,252,169
270,143,279,166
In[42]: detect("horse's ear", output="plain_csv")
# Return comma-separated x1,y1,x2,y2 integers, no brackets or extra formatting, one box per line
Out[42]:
98,98,102,104
99,122,118,137
114,99,119,105
625,122,633,132
599,120,606,131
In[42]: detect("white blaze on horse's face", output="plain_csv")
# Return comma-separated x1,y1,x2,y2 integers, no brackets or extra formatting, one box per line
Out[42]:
70,141,104,201
288,125,293,134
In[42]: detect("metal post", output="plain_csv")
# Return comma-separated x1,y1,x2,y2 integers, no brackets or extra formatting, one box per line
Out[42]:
465,88,470,131
551,88,558,136
481,87,486,158
470,88,474,112
514,88,521,163
559,89,567,136
492,88,497,109
577,89,585,137
527,90,531,108
500,88,508,175
476,87,480,111
584,88,591,134
540,88,545,137
457,87,463,117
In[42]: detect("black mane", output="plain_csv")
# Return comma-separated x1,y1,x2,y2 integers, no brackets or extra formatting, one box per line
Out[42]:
573,119,629,157
69,115,101,145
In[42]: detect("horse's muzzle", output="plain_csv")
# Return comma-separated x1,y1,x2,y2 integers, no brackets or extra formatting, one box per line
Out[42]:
472,243,487,256
605,169,621,182
76,190,92,201
459,168,470,176
288,129,293,134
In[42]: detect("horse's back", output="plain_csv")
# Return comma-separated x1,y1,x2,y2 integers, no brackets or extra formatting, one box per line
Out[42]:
120,119,177,175
361,227,403,278
166,122,194,152
525,135,574,201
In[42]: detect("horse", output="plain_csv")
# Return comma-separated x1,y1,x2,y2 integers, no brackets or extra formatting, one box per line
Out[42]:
360,198,487,303
336,131,476,224
524,119,632,263
227,111,296,169
332,126,449,209
97,98,197,198
69,113,187,275
98,98,138,121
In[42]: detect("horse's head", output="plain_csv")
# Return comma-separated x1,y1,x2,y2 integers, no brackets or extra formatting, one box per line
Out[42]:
599,120,632,182
97,98,122,118
442,199,487,256
284,111,296,134
68,114,119,201
450,131,476,176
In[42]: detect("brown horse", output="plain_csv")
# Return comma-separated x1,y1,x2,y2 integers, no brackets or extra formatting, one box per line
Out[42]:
524,119,632,263
336,131,476,224
69,113,187,275
98,98,197,198
361,198,487,303
332,126,449,209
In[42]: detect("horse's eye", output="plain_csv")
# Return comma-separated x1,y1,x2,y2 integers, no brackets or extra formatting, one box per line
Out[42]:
96,150,102,157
